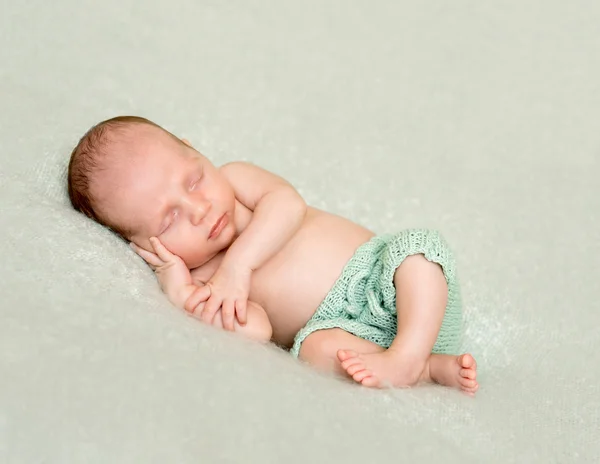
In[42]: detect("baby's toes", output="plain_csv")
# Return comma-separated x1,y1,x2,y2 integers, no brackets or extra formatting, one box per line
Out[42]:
462,383,479,395
346,362,367,377
458,353,476,370
361,375,380,388
459,376,478,389
352,369,373,383
340,357,363,374
460,368,477,380
337,349,358,362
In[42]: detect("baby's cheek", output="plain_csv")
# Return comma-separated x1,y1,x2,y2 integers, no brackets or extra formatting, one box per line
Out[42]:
163,226,209,267
158,238,188,263
177,242,207,268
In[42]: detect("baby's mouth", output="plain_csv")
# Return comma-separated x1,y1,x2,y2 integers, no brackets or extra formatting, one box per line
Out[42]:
208,213,228,239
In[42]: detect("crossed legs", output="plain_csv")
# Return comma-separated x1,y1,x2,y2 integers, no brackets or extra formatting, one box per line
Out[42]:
298,254,478,394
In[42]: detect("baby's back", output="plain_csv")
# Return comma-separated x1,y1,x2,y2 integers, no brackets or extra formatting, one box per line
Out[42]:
251,207,374,347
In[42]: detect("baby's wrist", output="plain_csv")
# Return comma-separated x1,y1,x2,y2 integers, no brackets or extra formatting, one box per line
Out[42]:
221,247,254,274
170,283,196,309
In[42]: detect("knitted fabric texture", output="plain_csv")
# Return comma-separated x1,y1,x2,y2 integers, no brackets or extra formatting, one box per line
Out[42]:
290,229,462,358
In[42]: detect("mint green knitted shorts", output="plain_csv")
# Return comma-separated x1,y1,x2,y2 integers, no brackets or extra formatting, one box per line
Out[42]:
290,229,462,358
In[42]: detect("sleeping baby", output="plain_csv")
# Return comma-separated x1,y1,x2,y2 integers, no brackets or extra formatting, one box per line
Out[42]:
67,116,478,394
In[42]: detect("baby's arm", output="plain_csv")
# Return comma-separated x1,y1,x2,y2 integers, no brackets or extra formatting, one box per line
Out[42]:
219,161,307,274
131,238,272,343
186,292,272,343
210,300,272,342
201,162,307,328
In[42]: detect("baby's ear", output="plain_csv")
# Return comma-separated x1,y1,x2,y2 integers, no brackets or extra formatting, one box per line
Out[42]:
181,138,193,148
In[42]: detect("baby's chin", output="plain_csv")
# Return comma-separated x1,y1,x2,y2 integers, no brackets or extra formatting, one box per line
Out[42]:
182,254,210,270
178,231,235,269
181,247,226,270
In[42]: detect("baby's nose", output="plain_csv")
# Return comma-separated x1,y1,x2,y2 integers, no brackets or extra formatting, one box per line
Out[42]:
189,200,210,225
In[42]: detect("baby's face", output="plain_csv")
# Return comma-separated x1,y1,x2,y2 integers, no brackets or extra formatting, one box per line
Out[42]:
97,127,237,269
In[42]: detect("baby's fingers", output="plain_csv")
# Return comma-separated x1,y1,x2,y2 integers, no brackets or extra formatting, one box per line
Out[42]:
200,296,222,326
130,242,163,268
221,299,236,331
149,237,175,262
184,286,212,314
235,300,247,326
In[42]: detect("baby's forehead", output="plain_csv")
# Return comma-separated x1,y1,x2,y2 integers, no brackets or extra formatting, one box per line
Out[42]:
101,127,172,173
109,124,164,152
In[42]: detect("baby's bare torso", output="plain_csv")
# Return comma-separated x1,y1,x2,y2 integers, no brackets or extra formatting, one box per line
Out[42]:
191,205,375,348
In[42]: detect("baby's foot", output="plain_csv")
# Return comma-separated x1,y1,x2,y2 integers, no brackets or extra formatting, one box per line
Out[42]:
336,349,425,388
428,353,479,396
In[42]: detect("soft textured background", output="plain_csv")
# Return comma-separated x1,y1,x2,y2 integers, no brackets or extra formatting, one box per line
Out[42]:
1,1,599,462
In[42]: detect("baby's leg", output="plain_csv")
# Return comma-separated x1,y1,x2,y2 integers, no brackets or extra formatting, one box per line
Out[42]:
390,253,449,379
299,328,384,378
299,328,479,393
338,254,449,387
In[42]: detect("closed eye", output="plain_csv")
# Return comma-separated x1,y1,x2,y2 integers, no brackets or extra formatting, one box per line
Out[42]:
160,210,179,234
189,178,200,191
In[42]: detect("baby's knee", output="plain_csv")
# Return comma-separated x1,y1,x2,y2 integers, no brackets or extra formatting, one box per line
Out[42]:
396,253,440,272
394,253,446,287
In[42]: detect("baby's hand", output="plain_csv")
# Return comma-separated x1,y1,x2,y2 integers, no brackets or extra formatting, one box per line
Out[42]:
183,286,211,315
200,262,251,331
130,237,192,307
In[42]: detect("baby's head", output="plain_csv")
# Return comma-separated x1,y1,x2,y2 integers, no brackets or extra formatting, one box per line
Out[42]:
68,116,237,268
